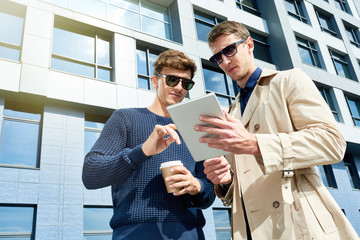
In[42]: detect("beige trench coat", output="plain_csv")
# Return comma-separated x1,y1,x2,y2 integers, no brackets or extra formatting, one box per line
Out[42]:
215,68,359,240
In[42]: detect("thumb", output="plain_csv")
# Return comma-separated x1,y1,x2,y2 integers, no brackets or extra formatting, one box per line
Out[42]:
223,110,239,123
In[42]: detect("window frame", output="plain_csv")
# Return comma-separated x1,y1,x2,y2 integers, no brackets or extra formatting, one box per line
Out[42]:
212,207,232,239
0,204,37,239
315,10,338,37
202,63,239,108
136,45,162,91
0,1,25,62
344,23,360,48
194,9,223,42
345,95,360,127
0,101,43,169
250,30,272,63
235,0,261,16
83,205,113,238
51,17,113,82
284,0,307,23
329,49,352,79
318,164,338,188
343,153,360,190
334,0,352,14
296,36,322,68
317,86,340,121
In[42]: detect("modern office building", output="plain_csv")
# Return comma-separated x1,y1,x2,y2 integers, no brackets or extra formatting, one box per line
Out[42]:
0,0,360,239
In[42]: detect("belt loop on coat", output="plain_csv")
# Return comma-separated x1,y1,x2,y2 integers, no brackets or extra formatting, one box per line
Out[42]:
277,133,295,204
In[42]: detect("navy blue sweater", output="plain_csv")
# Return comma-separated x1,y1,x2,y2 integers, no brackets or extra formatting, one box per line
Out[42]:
82,108,215,230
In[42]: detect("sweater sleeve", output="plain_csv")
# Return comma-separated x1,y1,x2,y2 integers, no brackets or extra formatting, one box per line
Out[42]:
82,110,150,189
182,161,216,209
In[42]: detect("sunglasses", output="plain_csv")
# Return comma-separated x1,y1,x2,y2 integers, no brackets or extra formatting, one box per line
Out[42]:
209,39,246,65
157,73,195,91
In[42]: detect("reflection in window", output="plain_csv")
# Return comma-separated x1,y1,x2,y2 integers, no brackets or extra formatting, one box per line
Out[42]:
318,165,338,188
84,113,108,156
329,49,352,79
0,205,36,239
43,0,172,40
296,37,322,68
51,17,112,81
0,102,42,168
83,206,113,239
0,1,25,61
250,31,272,63
213,208,231,240
343,153,360,190
235,0,260,16
194,10,223,42
203,65,239,108
318,86,339,121
345,23,360,48
346,95,360,126
136,46,160,90
316,10,337,37
334,0,352,14
284,0,307,23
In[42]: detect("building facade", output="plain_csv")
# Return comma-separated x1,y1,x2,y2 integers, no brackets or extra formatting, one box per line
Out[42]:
0,0,359,239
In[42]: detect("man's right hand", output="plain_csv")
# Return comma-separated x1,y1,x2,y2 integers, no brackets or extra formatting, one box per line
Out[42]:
203,156,232,185
142,124,181,156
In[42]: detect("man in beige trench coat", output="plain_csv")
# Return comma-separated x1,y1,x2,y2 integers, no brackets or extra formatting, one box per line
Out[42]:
196,21,359,239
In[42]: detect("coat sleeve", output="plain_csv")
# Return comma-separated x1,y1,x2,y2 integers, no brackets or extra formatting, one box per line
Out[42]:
255,68,346,174
82,110,150,189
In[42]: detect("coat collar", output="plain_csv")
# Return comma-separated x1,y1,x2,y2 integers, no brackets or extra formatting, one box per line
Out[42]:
229,68,278,126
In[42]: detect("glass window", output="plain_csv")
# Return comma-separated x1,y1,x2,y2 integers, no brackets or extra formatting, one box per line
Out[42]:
343,153,360,190
83,206,113,239
318,86,340,121
213,208,231,240
284,0,307,23
346,95,360,126
202,65,239,108
43,0,172,40
250,31,272,63
316,10,337,37
235,0,260,16
345,24,360,48
51,17,112,81
0,102,42,168
84,113,109,155
136,46,160,91
334,0,352,14
194,10,223,42
296,37,322,68
0,205,36,239
318,165,338,188
0,1,25,61
329,50,352,79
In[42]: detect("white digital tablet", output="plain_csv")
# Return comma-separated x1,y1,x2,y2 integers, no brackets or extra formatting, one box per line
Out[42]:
167,92,230,162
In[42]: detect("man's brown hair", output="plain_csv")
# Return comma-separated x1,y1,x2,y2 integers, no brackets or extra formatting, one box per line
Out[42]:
153,49,197,79
207,21,250,47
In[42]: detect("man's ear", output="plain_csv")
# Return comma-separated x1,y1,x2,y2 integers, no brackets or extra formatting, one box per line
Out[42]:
151,75,158,89
247,37,255,54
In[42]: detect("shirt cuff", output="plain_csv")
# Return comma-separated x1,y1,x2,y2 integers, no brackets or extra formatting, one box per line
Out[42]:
128,144,151,166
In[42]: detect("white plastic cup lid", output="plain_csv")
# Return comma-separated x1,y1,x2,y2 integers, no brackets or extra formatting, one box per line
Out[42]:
160,160,183,169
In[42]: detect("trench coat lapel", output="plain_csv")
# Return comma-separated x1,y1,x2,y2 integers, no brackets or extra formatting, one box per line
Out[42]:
240,69,278,127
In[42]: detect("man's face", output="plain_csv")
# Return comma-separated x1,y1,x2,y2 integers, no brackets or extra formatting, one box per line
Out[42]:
210,34,254,88
152,67,192,107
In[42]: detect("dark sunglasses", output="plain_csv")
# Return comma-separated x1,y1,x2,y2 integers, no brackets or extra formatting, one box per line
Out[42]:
157,73,195,91
209,39,246,65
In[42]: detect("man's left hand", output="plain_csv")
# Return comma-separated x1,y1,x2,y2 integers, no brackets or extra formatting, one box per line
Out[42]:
165,166,201,196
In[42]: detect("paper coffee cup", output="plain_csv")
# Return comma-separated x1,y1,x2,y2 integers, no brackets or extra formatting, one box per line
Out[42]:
160,160,183,193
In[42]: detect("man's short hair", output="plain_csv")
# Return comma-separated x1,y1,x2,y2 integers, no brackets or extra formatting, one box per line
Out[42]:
153,49,197,79
207,21,250,47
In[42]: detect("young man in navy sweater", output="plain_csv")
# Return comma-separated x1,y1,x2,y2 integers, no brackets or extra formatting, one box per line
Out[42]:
82,49,215,240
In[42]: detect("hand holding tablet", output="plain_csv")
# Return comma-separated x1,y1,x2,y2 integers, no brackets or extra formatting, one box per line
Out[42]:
167,93,230,162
